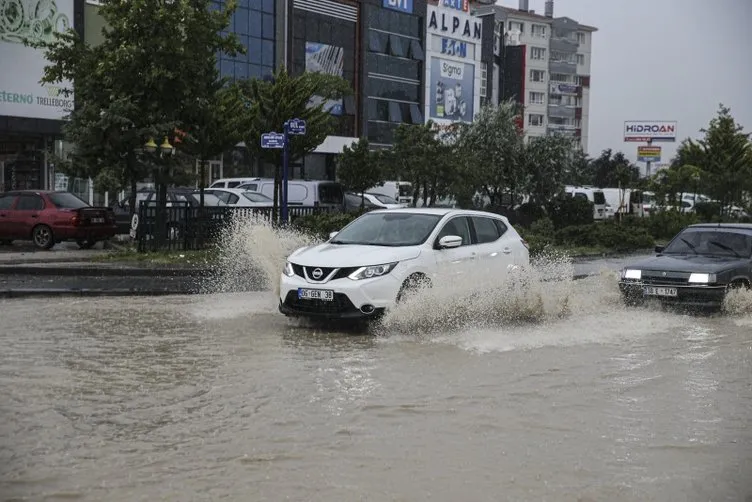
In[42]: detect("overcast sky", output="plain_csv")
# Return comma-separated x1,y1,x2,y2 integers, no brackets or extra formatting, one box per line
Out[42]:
495,0,752,166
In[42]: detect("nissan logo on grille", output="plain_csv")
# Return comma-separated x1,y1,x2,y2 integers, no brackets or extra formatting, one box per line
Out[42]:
311,268,323,279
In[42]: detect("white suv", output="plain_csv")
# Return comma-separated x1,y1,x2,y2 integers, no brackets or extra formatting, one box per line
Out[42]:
279,208,530,320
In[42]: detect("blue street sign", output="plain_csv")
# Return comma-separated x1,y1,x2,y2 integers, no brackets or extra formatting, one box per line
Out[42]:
261,132,284,149
288,118,306,136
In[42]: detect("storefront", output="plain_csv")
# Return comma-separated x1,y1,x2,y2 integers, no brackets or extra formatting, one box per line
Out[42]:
424,0,482,127
0,0,82,192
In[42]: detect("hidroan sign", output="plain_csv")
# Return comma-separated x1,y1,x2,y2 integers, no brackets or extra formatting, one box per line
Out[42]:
427,5,482,41
623,120,677,142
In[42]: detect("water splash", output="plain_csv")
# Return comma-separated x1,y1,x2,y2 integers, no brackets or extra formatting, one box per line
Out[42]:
374,250,577,336
210,214,316,296
722,287,752,316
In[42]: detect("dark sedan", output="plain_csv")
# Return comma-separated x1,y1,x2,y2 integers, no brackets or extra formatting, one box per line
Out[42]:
618,223,752,309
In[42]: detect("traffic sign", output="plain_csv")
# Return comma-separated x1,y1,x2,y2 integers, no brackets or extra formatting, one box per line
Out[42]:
288,118,306,135
261,132,284,149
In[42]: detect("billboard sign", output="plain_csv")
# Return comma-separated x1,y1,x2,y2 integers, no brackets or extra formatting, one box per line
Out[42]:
429,57,474,122
624,120,677,142
427,5,482,42
0,0,74,120
637,145,661,163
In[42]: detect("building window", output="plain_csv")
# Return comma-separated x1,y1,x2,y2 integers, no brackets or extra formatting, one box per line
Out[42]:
508,21,524,33
528,114,544,127
576,32,586,44
574,75,583,85
550,51,575,63
529,91,545,105
480,62,487,98
529,69,545,82
531,24,546,38
531,47,546,60
577,54,585,65
492,63,499,104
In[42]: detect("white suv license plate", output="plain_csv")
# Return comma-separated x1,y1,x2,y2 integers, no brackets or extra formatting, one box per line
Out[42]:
298,288,334,301
644,286,678,297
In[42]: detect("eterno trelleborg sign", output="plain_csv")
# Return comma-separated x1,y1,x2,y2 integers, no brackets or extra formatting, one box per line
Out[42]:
624,121,677,142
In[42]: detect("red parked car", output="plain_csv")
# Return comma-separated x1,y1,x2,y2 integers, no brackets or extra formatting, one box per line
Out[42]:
0,190,117,250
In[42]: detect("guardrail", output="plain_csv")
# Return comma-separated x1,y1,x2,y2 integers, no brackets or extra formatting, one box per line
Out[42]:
135,202,337,252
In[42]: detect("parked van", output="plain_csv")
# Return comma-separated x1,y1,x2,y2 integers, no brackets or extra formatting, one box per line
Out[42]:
600,188,647,218
209,177,264,189
237,178,344,208
367,181,414,205
564,186,608,220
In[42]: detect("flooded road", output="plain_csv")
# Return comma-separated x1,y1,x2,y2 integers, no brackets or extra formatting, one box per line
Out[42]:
1,282,751,501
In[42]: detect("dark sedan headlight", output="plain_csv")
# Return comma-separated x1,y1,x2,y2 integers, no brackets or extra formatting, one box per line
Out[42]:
688,273,716,284
348,262,398,280
621,268,642,280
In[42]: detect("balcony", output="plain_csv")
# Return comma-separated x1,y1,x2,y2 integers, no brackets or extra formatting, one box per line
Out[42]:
548,104,576,119
550,37,578,52
548,60,577,75
575,107,583,120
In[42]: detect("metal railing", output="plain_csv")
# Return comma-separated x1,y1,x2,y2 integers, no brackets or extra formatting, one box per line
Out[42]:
135,202,337,252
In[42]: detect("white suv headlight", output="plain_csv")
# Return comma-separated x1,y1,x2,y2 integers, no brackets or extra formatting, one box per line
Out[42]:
348,262,398,281
621,268,641,280
283,261,295,277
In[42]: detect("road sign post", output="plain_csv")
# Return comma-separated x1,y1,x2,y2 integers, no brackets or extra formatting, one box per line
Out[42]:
281,118,307,224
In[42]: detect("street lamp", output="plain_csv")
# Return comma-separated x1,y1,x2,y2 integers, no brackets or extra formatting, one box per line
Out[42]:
143,136,175,156
144,137,158,154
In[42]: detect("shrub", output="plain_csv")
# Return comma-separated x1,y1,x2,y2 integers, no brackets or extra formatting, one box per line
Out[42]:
643,210,698,241
293,211,364,240
594,222,654,251
546,196,594,229
517,217,555,255
554,225,598,247
694,202,723,221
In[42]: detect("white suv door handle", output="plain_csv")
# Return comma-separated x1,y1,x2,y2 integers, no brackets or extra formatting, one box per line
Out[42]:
502,248,512,254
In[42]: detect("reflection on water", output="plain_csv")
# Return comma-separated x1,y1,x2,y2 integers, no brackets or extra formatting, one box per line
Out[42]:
0,281,751,500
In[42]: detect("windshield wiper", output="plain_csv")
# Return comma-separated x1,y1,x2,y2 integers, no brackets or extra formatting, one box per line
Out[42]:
679,238,698,254
708,240,742,258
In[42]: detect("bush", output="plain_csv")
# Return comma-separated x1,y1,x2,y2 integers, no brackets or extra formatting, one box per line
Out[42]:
643,210,698,241
546,196,594,229
517,217,555,255
293,211,363,240
694,202,723,221
551,221,654,253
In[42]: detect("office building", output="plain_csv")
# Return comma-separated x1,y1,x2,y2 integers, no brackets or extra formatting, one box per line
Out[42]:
475,0,596,151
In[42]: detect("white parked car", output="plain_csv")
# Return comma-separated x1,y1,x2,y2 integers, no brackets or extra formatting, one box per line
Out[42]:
203,188,273,207
278,208,530,320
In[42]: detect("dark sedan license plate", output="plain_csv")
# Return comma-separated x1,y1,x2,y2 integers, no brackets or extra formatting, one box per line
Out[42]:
298,288,334,301
644,286,678,297
91,217,104,224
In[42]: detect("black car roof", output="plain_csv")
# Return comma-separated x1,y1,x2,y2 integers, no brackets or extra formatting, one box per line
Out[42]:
688,223,752,231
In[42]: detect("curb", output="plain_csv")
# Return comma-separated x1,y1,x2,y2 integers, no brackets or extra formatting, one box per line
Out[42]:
0,266,215,277
0,288,203,298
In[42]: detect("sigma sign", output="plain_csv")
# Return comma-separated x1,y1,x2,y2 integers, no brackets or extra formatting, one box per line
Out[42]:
624,120,677,142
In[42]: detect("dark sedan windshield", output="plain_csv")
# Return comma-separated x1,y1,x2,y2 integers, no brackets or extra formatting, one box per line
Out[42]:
663,229,752,258
330,212,442,246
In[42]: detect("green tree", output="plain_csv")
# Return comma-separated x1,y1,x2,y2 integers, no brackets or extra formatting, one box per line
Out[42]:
239,68,351,219
522,134,576,206
563,148,595,186
35,0,243,228
590,149,640,188
674,104,752,213
454,101,526,207
336,137,385,208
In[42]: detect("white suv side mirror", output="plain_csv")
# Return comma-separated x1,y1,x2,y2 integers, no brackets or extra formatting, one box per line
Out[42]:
329,231,339,240
438,235,462,249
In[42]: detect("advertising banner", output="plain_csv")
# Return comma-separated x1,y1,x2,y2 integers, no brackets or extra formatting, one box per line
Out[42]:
429,56,474,122
382,0,413,13
305,42,344,116
624,120,677,142
637,146,661,163
0,0,74,120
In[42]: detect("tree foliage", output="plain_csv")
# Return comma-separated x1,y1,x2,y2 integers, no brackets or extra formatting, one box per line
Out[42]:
336,137,384,207
589,149,640,188
34,0,243,212
238,67,352,216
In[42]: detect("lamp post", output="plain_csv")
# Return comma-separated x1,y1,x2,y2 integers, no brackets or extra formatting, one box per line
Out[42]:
143,136,176,250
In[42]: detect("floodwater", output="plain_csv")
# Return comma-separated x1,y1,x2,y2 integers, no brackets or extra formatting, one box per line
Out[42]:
1,283,751,501
2,218,752,501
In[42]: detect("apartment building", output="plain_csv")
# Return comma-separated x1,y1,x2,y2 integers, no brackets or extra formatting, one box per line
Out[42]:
475,0,596,151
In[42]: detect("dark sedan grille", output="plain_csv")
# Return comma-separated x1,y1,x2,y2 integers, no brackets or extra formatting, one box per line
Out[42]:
284,291,358,315
291,264,359,281
641,275,689,285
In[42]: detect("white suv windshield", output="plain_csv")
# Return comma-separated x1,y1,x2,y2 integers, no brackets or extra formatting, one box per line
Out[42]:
331,212,442,247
